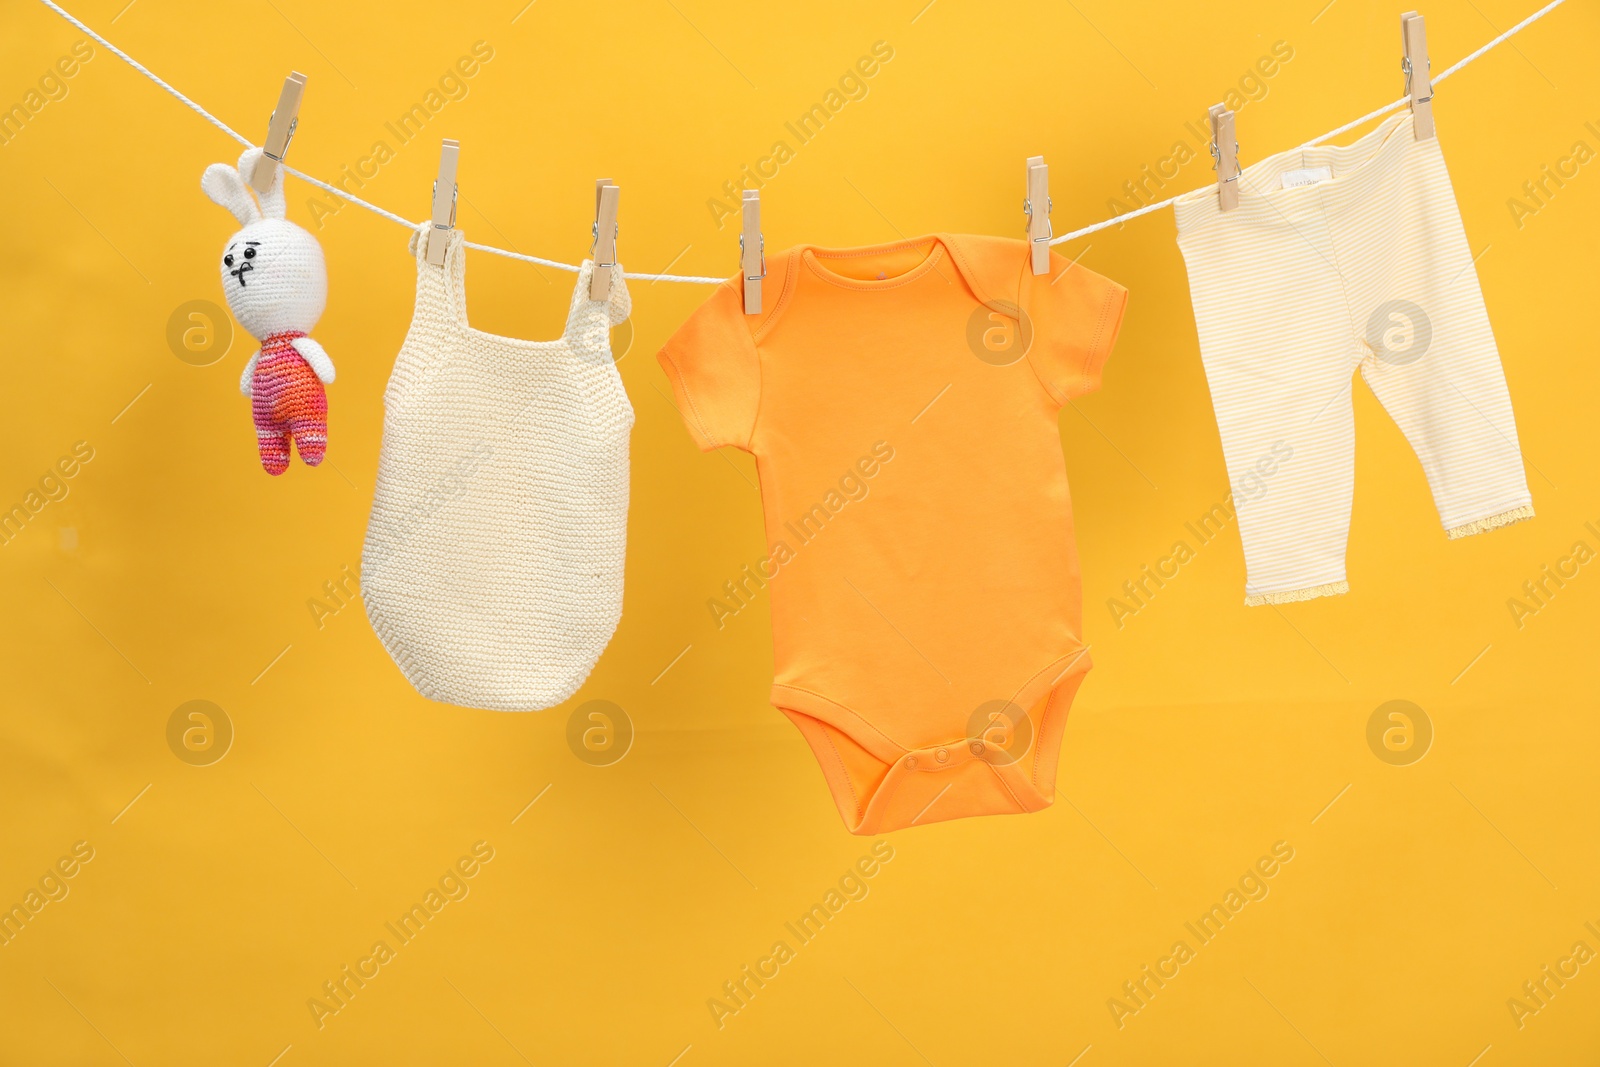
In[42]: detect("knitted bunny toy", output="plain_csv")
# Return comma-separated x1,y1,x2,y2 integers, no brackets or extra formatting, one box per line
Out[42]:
201,147,335,475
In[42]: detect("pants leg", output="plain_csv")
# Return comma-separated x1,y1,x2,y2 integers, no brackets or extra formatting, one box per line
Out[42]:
1339,137,1534,536
1178,201,1364,604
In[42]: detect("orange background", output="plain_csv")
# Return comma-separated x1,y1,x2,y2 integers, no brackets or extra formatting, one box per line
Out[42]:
1,0,1597,1064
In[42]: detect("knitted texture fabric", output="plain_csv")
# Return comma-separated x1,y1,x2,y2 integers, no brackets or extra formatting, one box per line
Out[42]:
201,146,335,475
251,331,328,474
362,227,634,711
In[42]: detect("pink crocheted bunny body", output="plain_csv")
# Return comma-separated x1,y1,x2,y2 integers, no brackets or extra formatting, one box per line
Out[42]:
252,331,328,474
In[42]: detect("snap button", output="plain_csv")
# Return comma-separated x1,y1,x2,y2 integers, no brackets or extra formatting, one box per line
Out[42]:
970,740,984,756
905,755,918,769
936,748,949,763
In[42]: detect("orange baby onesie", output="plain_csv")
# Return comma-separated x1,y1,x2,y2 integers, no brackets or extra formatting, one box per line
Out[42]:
659,234,1126,834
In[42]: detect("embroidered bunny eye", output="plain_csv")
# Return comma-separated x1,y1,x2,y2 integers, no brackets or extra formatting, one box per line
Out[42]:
223,253,234,266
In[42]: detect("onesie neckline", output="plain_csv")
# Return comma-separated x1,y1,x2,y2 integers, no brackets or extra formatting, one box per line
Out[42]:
800,235,950,292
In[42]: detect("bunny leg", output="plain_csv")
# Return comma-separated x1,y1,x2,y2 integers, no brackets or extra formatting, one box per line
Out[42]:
257,424,291,475
284,374,328,467
252,380,290,475
289,414,327,467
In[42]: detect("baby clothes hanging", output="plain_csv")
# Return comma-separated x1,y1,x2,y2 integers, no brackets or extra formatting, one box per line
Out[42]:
362,227,633,711
658,235,1127,833
1174,111,1534,605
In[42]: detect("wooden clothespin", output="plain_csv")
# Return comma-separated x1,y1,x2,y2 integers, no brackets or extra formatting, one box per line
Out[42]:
426,139,460,266
1024,155,1051,275
740,190,763,315
1401,11,1435,140
1209,105,1240,212
249,71,307,194
590,179,620,300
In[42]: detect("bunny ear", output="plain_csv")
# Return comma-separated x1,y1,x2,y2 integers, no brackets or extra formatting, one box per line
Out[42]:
201,161,259,226
238,147,286,220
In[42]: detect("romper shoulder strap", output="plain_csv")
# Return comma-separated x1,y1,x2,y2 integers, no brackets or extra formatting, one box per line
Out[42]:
384,225,468,411
406,224,470,341
561,260,632,356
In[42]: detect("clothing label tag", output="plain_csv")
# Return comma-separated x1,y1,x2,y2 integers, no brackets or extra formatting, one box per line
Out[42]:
1281,166,1333,189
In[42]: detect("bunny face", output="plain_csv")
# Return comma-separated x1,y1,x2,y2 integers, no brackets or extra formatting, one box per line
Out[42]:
217,219,326,338
202,146,327,341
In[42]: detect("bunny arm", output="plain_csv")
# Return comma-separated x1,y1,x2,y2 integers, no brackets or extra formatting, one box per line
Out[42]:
291,336,336,384
239,351,260,398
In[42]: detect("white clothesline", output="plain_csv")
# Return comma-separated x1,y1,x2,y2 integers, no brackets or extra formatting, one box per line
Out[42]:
38,0,1568,284
1053,0,1570,244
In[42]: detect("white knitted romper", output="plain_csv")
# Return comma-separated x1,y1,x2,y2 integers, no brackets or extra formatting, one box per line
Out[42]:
362,227,633,711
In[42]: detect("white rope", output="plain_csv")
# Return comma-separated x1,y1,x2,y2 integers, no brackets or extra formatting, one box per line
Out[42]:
32,0,727,283
39,0,253,148
1432,0,1567,83
38,0,1567,279
1051,0,1568,245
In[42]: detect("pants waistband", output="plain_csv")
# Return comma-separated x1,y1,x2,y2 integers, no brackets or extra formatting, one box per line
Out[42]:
1175,111,1425,233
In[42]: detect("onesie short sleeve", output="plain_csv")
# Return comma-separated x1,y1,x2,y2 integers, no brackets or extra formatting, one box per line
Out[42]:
656,282,763,451
1025,252,1128,405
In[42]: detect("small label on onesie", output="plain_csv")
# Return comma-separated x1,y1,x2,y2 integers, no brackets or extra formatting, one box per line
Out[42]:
1280,166,1333,189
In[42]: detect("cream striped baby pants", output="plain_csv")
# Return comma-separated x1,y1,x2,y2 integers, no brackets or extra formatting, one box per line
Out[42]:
1175,111,1533,605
